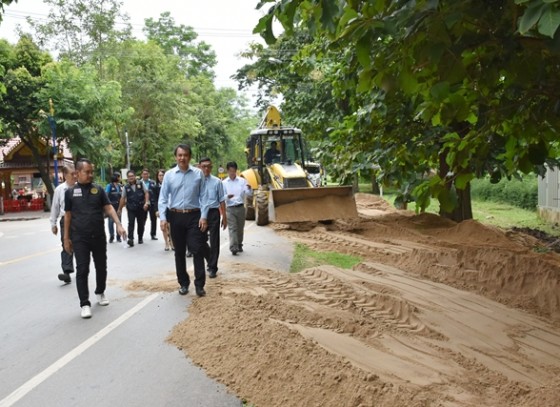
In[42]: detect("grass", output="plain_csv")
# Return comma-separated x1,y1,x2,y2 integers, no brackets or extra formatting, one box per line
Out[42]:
290,243,362,273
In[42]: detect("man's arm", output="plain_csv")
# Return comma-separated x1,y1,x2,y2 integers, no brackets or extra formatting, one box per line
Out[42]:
143,188,150,211
49,186,61,233
63,211,72,254
219,201,227,229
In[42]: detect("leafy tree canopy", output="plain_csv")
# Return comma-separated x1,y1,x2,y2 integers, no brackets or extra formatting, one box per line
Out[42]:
247,0,560,221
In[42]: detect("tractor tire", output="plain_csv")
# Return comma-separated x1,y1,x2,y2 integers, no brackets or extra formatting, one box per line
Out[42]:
255,190,269,226
245,195,255,220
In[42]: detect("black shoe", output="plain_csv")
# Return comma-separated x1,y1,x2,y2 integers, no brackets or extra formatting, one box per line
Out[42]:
128,239,134,247
151,236,158,240
138,238,143,244
186,251,193,258
58,272,71,283
195,287,206,297
109,236,114,243
178,286,189,295
117,238,121,242
208,271,217,279
238,246,243,253
231,249,238,255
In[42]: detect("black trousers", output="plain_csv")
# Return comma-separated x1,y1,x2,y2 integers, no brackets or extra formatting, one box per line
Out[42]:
146,206,157,237
169,211,206,289
59,217,74,273
73,235,107,307
127,208,147,241
204,208,221,273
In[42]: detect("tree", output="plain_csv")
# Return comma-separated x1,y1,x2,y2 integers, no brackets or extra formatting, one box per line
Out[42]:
28,0,132,72
143,12,217,78
252,0,560,221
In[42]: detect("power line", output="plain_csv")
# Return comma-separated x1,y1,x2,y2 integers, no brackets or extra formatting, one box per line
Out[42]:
2,9,260,39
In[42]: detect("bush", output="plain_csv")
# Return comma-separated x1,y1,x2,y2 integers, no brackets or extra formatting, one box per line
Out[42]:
470,176,537,210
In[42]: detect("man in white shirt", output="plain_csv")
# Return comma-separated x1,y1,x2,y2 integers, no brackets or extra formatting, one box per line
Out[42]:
50,165,77,283
222,161,252,255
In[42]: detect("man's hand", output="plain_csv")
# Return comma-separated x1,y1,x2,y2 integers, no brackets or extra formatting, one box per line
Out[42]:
51,225,58,235
199,218,208,232
63,238,73,254
221,216,227,230
116,224,127,241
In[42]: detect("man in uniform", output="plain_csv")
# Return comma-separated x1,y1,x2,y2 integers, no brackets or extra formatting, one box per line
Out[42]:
199,157,227,278
63,159,125,319
50,165,77,283
158,144,209,297
140,169,158,240
117,170,149,247
105,172,123,243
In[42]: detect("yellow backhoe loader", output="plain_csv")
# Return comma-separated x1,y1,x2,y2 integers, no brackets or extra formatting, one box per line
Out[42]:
241,106,358,225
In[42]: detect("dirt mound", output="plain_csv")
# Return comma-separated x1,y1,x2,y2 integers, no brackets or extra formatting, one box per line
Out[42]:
127,199,560,407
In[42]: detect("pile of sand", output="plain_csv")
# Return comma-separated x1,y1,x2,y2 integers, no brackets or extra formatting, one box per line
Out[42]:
130,193,560,406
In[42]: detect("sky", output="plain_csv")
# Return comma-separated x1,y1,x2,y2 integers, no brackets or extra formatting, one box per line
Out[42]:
0,0,268,101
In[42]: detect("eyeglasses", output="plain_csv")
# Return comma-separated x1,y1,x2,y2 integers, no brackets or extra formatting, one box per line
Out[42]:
200,164,213,168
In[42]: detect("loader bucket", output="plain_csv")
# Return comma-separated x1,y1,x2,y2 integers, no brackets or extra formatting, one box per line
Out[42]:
270,186,358,223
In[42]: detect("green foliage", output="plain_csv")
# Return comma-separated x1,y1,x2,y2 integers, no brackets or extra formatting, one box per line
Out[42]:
470,176,538,210
144,12,217,77
250,0,560,222
290,243,361,273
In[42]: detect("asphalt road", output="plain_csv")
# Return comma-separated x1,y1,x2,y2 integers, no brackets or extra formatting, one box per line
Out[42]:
0,213,293,407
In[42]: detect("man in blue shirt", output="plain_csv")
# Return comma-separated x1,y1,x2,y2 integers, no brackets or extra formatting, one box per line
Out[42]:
158,144,209,297
199,157,227,278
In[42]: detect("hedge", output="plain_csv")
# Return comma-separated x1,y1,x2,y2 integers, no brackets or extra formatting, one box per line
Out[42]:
470,176,538,210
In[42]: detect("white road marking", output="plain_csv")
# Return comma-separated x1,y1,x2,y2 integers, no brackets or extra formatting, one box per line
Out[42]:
0,248,58,267
0,293,159,407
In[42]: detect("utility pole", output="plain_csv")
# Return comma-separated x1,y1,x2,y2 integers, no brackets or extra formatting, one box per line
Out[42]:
125,128,130,171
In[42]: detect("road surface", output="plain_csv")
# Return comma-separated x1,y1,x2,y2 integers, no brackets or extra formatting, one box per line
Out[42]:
0,213,292,407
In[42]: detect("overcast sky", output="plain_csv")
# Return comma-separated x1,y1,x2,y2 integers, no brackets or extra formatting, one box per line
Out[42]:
0,0,267,99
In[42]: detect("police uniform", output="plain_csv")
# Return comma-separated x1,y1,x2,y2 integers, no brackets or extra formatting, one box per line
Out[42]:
106,182,123,242
122,181,148,244
142,178,158,239
65,182,111,308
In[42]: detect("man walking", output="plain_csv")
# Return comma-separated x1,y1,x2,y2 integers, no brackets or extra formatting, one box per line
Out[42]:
158,144,209,297
63,159,125,318
199,157,227,278
50,165,77,283
105,172,123,243
118,170,149,247
222,161,252,255
141,169,158,240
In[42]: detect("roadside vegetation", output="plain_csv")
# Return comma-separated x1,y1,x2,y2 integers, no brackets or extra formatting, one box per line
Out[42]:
290,243,362,273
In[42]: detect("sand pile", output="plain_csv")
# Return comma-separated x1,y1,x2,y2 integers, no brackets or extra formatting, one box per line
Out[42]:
129,193,560,406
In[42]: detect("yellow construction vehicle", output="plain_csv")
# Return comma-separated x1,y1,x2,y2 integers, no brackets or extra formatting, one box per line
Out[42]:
241,106,358,225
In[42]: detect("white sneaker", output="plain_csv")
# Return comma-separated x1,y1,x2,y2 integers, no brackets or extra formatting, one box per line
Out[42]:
97,293,109,306
81,305,92,319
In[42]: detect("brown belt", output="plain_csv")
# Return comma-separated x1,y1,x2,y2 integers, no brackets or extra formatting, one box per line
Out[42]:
169,208,200,213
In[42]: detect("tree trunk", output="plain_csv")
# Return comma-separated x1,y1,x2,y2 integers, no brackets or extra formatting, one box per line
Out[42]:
371,170,380,194
438,152,473,222
21,135,55,197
